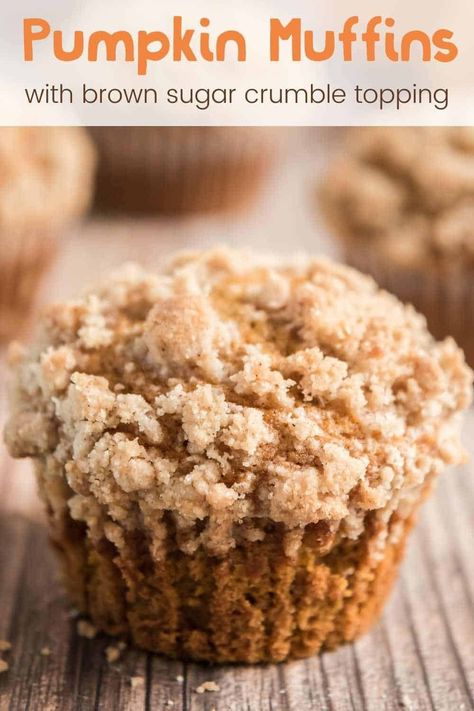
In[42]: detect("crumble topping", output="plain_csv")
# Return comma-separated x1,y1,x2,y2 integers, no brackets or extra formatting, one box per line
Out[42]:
0,127,95,232
4,248,472,557
321,127,474,270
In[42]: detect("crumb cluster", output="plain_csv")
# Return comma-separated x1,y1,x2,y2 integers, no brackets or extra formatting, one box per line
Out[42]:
0,127,95,233
321,128,474,270
195,681,220,694
4,248,472,559
77,619,98,639
105,640,126,663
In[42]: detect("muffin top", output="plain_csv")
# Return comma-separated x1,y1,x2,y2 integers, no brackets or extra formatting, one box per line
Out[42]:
0,127,96,232
321,128,474,271
4,248,472,557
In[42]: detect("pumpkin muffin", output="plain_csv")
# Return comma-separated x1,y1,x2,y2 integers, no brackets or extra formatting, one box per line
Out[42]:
90,127,280,215
0,127,96,341
4,248,472,662
320,127,474,366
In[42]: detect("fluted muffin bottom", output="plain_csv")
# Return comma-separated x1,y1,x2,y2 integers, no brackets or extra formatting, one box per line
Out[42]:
41,461,423,663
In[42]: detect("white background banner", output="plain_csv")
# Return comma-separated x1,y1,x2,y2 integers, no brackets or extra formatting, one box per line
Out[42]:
1,0,473,125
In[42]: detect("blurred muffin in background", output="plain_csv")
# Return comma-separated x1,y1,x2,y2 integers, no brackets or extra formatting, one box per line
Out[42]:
0,127,96,342
320,127,474,366
90,127,282,215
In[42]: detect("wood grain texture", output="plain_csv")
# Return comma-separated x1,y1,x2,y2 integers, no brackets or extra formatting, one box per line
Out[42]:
0,173,474,710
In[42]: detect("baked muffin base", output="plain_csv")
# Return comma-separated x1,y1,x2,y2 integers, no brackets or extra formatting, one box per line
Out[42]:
39,459,423,663
344,248,474,369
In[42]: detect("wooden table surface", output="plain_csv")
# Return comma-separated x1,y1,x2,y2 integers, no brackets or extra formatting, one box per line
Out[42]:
0,133,473,710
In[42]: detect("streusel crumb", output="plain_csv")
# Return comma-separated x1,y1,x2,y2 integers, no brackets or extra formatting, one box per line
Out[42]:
105,641,126,663
195,681,220,694
4,248,472,559
76,620,98,639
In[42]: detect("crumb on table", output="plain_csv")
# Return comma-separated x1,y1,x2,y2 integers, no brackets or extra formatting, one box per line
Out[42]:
76,620,97,639
195,681,220,694
105,641,126,664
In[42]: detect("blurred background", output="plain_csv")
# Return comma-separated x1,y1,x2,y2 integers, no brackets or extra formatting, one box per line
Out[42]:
0,127,340,342
36,128,337,305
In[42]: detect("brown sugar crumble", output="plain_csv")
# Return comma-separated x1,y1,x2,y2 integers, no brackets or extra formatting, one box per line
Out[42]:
321,127,474,270
4,248,472,561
